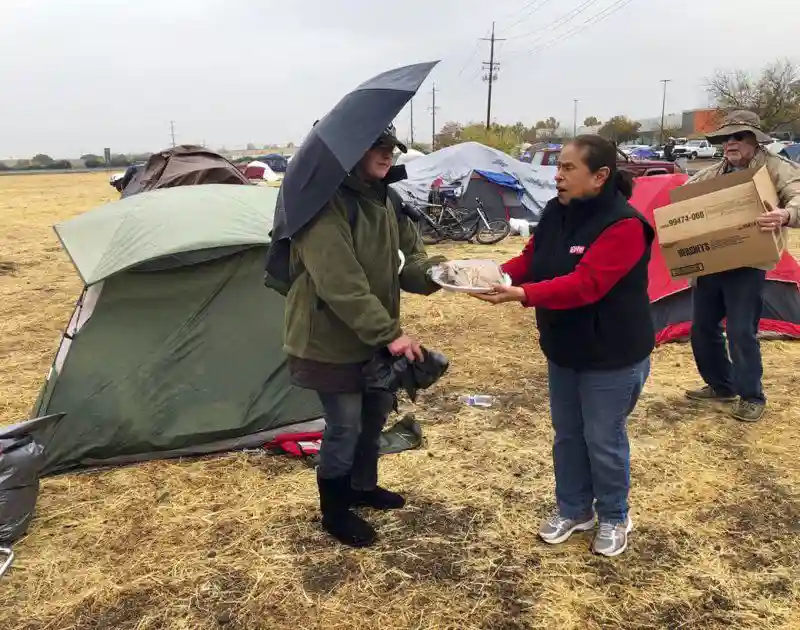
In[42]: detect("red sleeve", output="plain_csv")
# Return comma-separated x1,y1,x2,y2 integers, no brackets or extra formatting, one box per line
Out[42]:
500,235,535,285
519,218,647,310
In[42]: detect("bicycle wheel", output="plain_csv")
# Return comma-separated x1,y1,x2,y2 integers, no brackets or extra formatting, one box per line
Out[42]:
448,208,479,241
475,219,511,244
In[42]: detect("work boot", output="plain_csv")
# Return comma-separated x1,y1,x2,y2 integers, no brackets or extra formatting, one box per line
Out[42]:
317,475,377,548
730,399,765,422
685,385,736,403
351,486,406,510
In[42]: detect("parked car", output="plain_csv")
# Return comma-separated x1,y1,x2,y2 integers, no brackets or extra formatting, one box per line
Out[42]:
673,139,716,160
528,146,681,176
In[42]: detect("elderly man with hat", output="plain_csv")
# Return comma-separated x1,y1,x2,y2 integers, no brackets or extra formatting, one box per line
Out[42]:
684,111,800,421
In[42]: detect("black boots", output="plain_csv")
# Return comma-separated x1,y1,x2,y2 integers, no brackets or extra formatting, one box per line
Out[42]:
317,475,376,548
351,486,406,510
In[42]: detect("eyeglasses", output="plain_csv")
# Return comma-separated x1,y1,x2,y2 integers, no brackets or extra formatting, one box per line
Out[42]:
723,132,751,143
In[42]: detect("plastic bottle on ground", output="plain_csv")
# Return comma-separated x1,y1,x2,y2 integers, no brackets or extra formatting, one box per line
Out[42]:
459,395,495,408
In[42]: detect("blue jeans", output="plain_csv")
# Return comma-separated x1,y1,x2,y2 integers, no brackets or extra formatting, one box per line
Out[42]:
547,358,650,524
691,268,766,403
316,391,394,490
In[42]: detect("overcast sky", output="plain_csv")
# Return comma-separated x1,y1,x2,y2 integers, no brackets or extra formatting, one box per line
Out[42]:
2,0,798,158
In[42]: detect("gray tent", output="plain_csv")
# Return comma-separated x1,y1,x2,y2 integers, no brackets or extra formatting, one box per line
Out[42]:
34,185,327,475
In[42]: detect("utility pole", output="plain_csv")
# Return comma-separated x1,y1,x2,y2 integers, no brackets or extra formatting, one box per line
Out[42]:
659,80,671,144
481,22,505,130
429,83,439,150
170,120,176,147
573,99,579,137
410,98,415,144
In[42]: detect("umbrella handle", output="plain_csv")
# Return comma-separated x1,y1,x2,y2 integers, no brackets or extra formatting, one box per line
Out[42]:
0,547,14,579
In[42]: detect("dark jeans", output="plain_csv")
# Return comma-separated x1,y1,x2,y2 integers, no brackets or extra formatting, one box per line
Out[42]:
316,391,394,490
547,358,650,524
691,267,767,403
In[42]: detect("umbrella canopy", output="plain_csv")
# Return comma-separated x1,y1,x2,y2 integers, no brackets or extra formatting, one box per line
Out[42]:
55,184,279,285
273,60,438,239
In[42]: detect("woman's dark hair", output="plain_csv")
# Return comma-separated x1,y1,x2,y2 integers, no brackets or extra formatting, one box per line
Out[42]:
567,134,634,200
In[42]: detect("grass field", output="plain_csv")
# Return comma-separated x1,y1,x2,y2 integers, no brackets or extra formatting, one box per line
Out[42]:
1,173,799,630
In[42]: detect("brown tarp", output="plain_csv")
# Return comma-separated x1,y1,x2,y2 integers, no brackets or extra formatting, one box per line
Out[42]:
122,145,251,197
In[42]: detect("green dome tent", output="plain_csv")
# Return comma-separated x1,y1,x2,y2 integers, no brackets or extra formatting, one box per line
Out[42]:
33,184,327,475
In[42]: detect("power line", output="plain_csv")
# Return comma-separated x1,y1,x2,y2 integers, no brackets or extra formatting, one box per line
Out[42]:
503,0,605,43
505,0,638,62
455,38,485,78
497,0,555,34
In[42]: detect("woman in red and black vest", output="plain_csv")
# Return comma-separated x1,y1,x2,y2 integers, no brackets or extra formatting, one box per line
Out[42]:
475,135,654,557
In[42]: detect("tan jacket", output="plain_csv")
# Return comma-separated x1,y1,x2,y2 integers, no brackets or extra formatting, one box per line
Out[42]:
685,149,800,271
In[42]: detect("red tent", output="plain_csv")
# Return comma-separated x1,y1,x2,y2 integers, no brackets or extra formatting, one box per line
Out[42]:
629,174,800,344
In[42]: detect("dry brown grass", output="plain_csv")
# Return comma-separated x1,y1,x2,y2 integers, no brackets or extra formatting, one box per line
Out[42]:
1,173,799,630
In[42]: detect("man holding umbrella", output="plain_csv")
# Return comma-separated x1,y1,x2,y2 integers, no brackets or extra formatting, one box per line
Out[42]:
267,62,444,547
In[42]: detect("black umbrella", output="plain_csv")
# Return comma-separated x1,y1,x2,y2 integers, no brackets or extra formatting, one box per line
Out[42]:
273,60,438,240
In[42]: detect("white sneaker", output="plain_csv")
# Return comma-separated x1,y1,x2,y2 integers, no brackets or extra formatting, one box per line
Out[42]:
592,516,633,557
539,511,595,545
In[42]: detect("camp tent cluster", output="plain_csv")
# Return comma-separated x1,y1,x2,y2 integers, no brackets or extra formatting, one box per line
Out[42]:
392,142,550,222
31,155,800,476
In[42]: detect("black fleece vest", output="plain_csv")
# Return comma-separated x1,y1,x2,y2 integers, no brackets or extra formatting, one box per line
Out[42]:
531,186,655,371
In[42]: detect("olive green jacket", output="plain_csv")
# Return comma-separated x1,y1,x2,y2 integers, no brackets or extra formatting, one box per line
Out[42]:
283,175,443,364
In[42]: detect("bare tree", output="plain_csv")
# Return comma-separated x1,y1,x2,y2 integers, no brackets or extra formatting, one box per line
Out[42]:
707,59,800,131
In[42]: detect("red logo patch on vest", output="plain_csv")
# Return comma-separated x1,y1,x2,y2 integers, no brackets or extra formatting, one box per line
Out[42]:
569,245,586,255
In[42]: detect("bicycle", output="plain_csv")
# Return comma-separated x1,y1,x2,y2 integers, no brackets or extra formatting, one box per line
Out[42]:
401,194,511,246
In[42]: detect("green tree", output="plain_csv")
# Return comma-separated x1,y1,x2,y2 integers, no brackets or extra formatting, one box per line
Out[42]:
109,154,130,167
599,116,641,142
459,123,524,154
31,154,54,167
434,121,463,149
706,59,800,131
583,116,601,127
534,117,561,139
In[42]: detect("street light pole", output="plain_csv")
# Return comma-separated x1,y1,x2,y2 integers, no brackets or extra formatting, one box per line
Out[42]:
573,99,578,137
660,79,671,144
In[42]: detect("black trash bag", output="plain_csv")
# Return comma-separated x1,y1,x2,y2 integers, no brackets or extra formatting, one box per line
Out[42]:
0,414,64,545
363,347,449,402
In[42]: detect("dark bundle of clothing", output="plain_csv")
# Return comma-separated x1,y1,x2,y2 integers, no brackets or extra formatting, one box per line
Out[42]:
0,414,64,556
363,347,449,402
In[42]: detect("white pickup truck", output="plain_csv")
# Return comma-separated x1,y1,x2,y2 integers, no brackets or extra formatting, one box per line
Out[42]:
672,139,716,160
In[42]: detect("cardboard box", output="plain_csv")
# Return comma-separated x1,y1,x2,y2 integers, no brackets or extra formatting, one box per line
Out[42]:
654,166,785,278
